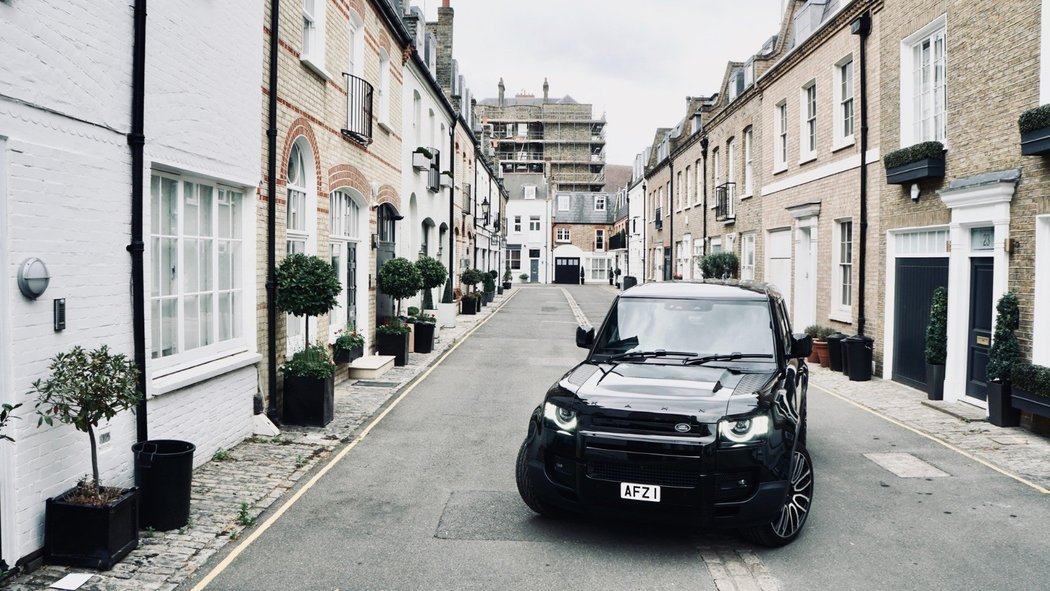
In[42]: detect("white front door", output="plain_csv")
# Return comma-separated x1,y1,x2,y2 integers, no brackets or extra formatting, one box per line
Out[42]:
794,223,817,330
767,229,793,314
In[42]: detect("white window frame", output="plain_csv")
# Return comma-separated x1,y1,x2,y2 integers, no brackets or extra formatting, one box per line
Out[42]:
710,147,720,209
558,194,569,211
800,81,817,163
524,185,537,199
595,195,606,211
556,227,570,242
513,215,522,232
590,257,609,281
300,0,328,78
741,232,756,280
328,189,363,339
529,216,541,232
743,127,753,197
1034,215,1050,365
774,100,788,173
347,10,364,78
685,165,692,209
695,160,703,206
831,218,854,321
833,55,855,150
377,49,391,128
900,15,947,147
284,140,317,356
595,229,605,251
675,171,682,212
150,171,249,372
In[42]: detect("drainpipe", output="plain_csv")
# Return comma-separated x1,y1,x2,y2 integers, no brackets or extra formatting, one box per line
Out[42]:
128,0,148,443
472,147,478,269
641,180,646,281
668,160,674,280
265,0,280,423
448,121,456,285
700,138,709,266
852,12,871,336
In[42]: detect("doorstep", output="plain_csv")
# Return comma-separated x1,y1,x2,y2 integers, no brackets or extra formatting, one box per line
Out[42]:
347,355,396,380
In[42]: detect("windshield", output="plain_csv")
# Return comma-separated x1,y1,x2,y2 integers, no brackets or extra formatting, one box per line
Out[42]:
592,297,776,362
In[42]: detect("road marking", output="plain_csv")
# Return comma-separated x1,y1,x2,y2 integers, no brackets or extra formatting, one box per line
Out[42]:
189,289,519,590
864,452,950,478
698,543,782,591
560,287,590,326
812,382,1050,494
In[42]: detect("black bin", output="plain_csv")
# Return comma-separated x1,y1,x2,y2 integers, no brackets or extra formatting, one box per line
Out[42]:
825,333,847,372
132,440,195,531
845,335,874,382
622,276,638,290
840,337,850,376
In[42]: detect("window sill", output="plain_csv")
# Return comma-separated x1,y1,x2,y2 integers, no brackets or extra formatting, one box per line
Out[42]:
300,55,333,82
150,350,262,397
739,193,753,200
798,153,817,166
832,137,856,153
828,310,853,324
773,164,788,175
377,121,393,134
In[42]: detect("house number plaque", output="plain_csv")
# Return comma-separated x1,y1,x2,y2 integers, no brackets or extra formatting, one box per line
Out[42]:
976,335,990,347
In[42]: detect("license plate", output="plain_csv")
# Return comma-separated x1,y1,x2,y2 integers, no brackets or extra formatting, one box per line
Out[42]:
620,482,661,503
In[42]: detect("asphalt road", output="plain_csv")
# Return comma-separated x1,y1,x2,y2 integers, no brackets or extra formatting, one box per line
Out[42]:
189,285,1050,591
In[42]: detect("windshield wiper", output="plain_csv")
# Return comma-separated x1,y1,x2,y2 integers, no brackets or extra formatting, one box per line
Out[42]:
604,349,697,363
683,353,774,366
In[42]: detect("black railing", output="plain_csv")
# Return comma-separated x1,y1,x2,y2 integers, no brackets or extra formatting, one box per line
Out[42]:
342,73,373,146
715,182,736,222
609,230,627,250
655,207,663,230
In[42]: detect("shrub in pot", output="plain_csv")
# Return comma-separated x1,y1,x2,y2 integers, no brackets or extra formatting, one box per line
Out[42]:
519,273,529,284
276,253,342,426
377,317,412,366
32,345,141,570
987,292,1021,427
1009,362,1050,417
461,291,482,315
412,311,437,354
699,252,739,280
376,257,422,365
503,264,513,290
460,268,484,313
482,274,496,304
333,323,365,364
415,255,448,312
924,287,948,400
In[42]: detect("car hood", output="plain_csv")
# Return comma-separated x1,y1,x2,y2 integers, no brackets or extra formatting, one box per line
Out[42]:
561,362,777,421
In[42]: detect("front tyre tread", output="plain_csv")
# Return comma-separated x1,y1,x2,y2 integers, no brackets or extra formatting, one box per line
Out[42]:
515,438,560,517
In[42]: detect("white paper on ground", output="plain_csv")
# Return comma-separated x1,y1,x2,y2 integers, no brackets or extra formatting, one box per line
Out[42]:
50,573,93,590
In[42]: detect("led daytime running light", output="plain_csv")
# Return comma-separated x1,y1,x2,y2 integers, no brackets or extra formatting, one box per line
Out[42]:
544,402,578,433
719,415,769,443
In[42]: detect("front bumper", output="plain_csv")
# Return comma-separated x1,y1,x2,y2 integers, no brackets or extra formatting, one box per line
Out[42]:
523,423,791,528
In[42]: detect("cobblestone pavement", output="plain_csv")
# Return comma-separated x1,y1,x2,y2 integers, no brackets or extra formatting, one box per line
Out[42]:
5,290,1048,590
2,291,518,591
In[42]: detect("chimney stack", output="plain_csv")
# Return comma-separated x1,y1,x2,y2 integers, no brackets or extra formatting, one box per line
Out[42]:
430,2,455,101
543,77,549,101
498,77,505,107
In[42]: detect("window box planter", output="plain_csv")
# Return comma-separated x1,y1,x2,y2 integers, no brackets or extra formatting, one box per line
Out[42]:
334,344,363,364
412,150,431,171
45,486,139,570
884,141,945,185
1019,104,1050,155
440,173,454,188
377,331,409,366
282,374,335,427
1010,362,1050,419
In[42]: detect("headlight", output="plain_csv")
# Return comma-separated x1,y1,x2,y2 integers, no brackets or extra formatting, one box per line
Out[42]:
718,415,770,443
544,402,578,434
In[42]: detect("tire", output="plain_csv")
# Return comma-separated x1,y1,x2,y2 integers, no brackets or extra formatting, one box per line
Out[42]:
515,438,560,517
741,446,814,547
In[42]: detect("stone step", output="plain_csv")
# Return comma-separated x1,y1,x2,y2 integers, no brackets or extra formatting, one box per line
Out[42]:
347,355,396,380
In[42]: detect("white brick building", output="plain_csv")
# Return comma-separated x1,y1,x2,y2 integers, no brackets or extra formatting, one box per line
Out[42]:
0,0,262,569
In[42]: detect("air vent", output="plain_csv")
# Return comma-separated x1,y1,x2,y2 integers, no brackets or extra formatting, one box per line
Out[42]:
567,364,599,386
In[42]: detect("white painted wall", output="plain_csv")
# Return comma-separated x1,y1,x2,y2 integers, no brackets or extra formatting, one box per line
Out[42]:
627,180,646,281
506,197,550,283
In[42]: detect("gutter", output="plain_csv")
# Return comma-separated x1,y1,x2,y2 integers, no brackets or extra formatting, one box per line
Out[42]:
266,0,280,422
128,0,148,442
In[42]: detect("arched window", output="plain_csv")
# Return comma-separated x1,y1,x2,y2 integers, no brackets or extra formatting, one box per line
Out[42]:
285,139,317,354
286,143,308,255
330,189,365,336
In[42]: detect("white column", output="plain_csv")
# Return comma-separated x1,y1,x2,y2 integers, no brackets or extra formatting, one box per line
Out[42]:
1042,0,1050,104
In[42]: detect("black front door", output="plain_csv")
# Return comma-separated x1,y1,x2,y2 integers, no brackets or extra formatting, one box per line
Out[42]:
376,204,397,321
663,249,672,281
966,257,994,400
892,257,949,390
554,257,580,284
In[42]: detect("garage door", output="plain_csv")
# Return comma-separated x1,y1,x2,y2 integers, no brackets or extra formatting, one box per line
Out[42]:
893,257,948,390
554,257,580,284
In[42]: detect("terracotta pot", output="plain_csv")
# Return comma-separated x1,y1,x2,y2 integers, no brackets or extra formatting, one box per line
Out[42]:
813,340,830,368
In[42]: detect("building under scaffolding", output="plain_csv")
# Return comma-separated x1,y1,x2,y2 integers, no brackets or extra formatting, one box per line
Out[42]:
475,78,606,193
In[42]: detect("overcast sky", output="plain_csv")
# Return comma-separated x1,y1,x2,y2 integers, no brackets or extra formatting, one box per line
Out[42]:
418,0,786,166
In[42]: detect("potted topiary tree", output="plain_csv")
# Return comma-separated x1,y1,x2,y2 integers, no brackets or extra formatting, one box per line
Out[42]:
987,292,1022,427
276,253,342,427
415,255,448,315
503,264,513,290
460,268,484,315
482,272,497,305
924,287,948,400
376,257,422,366
32,345,141,570
519,272,529,284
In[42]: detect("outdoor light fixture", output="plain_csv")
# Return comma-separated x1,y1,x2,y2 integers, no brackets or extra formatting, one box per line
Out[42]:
481,197,491,225
910,183,920,202
17,257,51,299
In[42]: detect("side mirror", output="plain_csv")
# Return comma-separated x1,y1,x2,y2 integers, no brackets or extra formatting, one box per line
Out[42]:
790,333,813,359
576,325,595,349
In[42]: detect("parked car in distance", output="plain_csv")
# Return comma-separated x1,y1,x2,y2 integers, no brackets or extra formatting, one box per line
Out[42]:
516,281,814,546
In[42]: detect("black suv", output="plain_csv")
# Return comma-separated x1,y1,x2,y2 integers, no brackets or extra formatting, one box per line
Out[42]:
516,281,813,546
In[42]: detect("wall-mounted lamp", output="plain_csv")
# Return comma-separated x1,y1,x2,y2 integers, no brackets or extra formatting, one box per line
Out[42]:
370,233,379,249
481,197,490,225
1005,238,1017,255
17,257,50,299
910,183,920,202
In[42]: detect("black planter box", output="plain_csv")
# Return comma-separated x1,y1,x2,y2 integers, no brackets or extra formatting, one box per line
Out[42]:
413,322,435,354
503,281,512,290
885,157,945,185
1010,384,1050,418
483,291,494,305
377,332,409,366
282,374,335,427
1021,127,1050,156
925,363,945,400
45,487,139,570
461,298,478,315
988,381,1021,427
334,344,363,364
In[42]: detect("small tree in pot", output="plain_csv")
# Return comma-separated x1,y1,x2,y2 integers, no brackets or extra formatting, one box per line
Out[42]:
276,253,342,427
32,345,142,569
376,257,422,366
415,255,447,312
987,292,1022,427
503,264,513,290
924,287,948,400
460,268,484,314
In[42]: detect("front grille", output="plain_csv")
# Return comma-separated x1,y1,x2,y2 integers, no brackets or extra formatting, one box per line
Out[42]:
587,460,700,488
590,416,710,437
